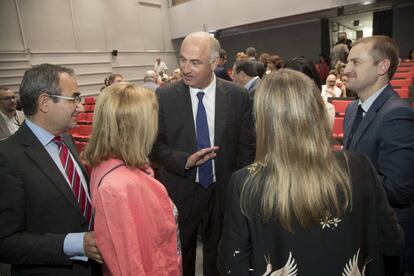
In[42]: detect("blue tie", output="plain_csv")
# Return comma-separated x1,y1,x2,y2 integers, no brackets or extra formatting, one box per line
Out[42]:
196,92,214,188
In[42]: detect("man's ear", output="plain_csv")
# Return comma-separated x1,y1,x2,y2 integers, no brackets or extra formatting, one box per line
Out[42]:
210,56,218,70
37,93,50,113
378,59,391,76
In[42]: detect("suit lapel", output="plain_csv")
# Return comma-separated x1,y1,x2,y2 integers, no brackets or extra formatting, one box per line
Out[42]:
350,85,394,148
214,79,229,147
343,102,358,148
17,123,83,215
174,82,197,149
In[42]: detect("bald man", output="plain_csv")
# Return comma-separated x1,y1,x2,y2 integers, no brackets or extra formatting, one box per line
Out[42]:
151,32,255,276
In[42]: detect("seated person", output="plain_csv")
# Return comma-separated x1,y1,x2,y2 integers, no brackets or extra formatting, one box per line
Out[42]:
321,73,342,99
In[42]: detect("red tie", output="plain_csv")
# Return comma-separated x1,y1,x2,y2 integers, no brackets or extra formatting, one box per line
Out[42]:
53,136,92,229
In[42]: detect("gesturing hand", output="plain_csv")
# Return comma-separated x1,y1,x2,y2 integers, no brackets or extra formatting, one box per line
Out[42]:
84,231,103,264
185,146,219,169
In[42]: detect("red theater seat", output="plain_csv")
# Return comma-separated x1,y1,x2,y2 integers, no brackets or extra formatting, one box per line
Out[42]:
390,79,412,89
84,97,96,104
331,100,352,117
332,117,344,140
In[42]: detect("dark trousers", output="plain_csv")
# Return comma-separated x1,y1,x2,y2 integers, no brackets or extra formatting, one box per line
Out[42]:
179,183,222,276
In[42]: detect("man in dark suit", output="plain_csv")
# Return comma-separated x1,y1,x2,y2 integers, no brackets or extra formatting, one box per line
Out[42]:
232,59,261,100
0,64,102,275
151,32,255,276
214,49,232,81
343,36,414,276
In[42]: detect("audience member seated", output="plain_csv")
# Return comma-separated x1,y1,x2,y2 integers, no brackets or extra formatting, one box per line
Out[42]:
285,57,335,127
0,87,25,140
322,73,343,99
232,59,260,99
154,57,168,76
214,49,232,81
266,55,283,74
101,73,124,91
83,83,181,276
317,53,330,81
170,68,182,82
141,70,159,91
218,69,403,276
235,52,249,61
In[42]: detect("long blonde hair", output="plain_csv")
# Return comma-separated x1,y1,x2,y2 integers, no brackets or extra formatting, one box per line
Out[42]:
241,69,351,232
83,83,158,168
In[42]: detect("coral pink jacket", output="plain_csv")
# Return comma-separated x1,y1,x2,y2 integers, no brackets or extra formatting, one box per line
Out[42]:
90,158,181,276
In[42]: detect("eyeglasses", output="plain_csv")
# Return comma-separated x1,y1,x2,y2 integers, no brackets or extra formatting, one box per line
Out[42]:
50,95,82,104
0,96,17,101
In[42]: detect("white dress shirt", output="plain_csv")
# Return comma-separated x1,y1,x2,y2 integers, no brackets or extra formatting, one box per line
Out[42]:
189,75,217,183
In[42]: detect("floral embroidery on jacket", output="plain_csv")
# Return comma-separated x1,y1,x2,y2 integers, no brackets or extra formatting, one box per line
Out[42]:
320,211,342,229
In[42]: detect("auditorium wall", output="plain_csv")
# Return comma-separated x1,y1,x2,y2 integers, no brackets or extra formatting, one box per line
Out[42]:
0,0,177,95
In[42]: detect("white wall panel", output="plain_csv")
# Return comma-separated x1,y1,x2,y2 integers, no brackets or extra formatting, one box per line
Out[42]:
19,0,76,51
103,0,144,51
72,0,107,51
139,3,164,50
0,0,25,51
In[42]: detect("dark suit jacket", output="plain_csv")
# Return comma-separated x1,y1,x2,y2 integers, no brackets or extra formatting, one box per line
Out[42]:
0,123,97,276
343,85,414,207
214,66,233,82
151,78,255,220
343,85,414,271
218,152,402,276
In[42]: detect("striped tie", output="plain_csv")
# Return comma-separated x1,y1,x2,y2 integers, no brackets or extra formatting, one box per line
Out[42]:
53,136,92,229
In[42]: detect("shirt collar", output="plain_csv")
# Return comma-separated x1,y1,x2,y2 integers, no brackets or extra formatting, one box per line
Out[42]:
189,74,216,96
245,76,259,90
25,118,55,146
358,84,387,113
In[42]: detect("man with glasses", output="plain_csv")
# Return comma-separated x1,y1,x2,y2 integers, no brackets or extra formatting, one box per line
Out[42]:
0,64,102,276
0,87,25,140
151,32,255,276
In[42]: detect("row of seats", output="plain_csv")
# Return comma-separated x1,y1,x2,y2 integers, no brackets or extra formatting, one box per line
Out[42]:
390,61,414,98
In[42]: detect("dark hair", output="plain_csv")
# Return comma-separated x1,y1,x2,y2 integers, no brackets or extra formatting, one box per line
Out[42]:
19,63,74,116
233,60,258,78
408,49,414,61
104,73,123,87
268,55,284,70
246,47,257,58
285,57,322,88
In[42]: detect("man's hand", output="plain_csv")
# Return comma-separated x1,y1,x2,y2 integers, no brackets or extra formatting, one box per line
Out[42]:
186,146,219,169
84,231,103,264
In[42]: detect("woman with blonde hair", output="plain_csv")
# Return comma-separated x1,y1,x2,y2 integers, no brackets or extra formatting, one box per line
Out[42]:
83,83,181,276
218,69,402,276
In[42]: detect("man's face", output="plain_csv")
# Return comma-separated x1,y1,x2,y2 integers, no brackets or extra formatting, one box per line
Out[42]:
46,73,83,134
326,75,337,88
343,42,381,95
179,37,215,89
0,89,17,114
